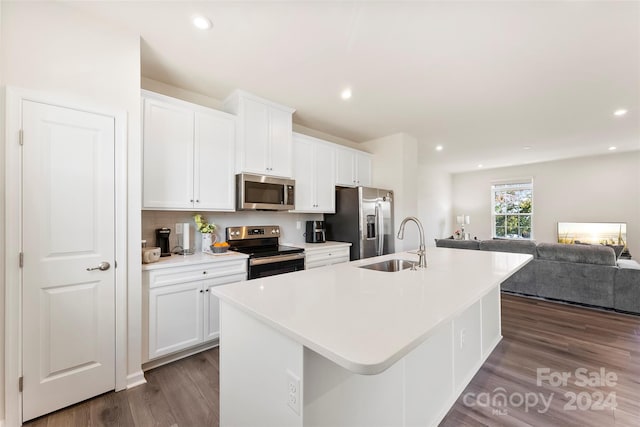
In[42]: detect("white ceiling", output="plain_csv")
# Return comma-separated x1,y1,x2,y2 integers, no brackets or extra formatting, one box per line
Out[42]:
74,1,639,173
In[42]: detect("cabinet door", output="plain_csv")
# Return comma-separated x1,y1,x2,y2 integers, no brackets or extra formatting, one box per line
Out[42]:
241,98,270,174
292,136,315,211
143,98,194,208
355,152,372,187
203,281,220,342
314,142,336,212
268,107,293,177
335,147,356,186
203,272,247,341
194,111,236,211
148,281,203,359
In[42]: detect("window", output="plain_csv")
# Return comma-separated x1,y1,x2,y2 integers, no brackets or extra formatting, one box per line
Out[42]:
491,180,533,239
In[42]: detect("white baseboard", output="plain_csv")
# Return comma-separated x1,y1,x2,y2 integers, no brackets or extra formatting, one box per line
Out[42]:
126,371,147,389
142,341,218,372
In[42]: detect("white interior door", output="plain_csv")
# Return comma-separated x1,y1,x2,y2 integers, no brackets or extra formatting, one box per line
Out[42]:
21,100,116,421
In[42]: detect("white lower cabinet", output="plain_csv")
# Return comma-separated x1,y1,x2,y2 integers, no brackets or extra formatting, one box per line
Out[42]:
144,259,247,361
305,244,351,269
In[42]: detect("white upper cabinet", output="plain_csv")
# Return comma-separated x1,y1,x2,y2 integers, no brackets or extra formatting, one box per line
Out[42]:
194,110,235,210
223,90,295,178
335,146,372,187
142,97,194,209
292,133,336,213
142,91,236,211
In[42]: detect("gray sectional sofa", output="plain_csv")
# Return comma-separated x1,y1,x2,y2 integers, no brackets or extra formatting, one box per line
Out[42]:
435,238,640,315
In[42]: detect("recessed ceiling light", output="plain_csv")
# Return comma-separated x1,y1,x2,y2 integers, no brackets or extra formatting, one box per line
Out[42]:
613,109,628,117
477,164,484,168
523,146,532,150
435,145,443,151
193,15,212,30
341,88,352,100
609,146,617,151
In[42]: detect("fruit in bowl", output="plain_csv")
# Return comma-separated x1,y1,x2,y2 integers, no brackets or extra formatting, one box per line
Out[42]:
210,241,230,254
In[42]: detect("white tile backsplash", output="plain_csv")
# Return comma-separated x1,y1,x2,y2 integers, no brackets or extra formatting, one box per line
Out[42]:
142,210,323,252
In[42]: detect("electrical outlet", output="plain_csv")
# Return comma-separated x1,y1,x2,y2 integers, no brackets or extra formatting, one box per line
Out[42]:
176,223,183,234
460,328,466,349
286,370,300,415
296,221,301,230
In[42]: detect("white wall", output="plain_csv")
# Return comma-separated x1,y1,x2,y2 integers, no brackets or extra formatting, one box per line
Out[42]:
0,1,5,422
1,1,142,422
417,165,453,246
451,151,640,257
361,133,420,251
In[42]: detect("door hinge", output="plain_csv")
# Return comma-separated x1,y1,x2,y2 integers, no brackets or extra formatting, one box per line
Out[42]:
19,129,24,146
19,252,24,268
19,376,23,392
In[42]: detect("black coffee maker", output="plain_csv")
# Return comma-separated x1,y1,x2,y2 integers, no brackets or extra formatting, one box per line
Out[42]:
305,221,326,243
155,228,171,257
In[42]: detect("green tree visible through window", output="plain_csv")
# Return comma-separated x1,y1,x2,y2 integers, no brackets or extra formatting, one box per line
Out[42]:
492,181,533,239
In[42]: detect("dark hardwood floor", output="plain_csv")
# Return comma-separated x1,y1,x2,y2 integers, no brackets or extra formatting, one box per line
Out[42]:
25,294,640,426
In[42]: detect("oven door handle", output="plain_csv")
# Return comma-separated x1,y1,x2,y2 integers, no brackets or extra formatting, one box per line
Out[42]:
249,253,305,266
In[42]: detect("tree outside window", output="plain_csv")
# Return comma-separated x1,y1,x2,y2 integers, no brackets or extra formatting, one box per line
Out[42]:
492,181,533,239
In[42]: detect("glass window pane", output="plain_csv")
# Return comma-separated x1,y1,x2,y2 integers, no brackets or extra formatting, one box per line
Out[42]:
506,191,519,213
519,190,532,213
495,215,506,237
506,215,519,236
521,227,531,239
494,192,505,213
519,215,531,228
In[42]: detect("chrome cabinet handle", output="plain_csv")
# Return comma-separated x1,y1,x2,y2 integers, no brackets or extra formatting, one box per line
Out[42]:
87,261,110,271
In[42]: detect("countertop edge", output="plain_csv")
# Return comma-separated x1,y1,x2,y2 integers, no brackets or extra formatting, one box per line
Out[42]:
213,252,533,375
142,252,249,271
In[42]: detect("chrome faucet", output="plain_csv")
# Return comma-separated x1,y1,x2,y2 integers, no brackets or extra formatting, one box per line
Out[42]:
397,216,427,269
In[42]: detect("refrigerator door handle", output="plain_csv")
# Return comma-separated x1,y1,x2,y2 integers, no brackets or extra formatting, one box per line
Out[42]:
376,202,384,256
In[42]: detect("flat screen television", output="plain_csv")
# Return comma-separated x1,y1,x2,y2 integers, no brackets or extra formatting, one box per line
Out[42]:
557,222,627,247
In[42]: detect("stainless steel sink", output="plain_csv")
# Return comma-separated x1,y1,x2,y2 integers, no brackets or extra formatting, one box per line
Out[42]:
359,259,415,272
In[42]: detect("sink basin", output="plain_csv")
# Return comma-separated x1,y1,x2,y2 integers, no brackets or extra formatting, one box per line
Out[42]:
359,259,415,272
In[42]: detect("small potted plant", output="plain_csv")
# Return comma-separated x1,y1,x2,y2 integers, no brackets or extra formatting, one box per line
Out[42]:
194,214,217,253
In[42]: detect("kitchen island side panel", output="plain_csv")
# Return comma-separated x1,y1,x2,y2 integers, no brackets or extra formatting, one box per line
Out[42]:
219,302,303,427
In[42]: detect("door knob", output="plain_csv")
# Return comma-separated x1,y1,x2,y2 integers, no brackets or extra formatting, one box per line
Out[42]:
87,261,110,271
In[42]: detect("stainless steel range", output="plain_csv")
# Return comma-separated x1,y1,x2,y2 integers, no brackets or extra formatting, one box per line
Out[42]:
226,225,305,279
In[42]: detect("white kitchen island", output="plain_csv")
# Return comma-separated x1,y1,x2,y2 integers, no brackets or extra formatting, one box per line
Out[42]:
213,248,532,427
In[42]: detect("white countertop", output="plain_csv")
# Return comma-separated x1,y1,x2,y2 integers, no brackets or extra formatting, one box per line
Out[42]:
141,251,248,271
285,241,352,251
213,248,532,375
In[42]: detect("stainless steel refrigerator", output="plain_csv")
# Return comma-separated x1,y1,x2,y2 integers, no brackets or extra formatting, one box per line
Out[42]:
325,186,394,261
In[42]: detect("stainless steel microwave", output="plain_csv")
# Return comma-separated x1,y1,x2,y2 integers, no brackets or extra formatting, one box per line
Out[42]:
236,173,295,211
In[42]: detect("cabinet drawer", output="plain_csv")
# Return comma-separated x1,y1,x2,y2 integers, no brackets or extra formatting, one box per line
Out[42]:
305,247,350,269
147,260,247,288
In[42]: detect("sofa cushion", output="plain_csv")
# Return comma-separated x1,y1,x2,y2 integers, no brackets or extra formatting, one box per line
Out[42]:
479,239,537,256
536,243,616,266
617,259,640,269
537,261,615,308
435,239,480,250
